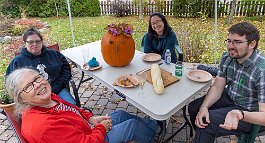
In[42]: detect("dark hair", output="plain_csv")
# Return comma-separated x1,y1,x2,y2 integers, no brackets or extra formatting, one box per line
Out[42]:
147,12,172,36
23,27,43,42
228,22,260,49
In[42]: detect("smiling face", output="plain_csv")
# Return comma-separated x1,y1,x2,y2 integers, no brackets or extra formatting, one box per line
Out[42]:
25,34,43,55
150,15,164,36
18,71,52,107
227,33,256,63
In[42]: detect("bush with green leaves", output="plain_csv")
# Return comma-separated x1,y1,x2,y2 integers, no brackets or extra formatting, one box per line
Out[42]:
71,0,100,17
1,0,21,17
0,91,13,104
1,0,100,18
172,0,225,18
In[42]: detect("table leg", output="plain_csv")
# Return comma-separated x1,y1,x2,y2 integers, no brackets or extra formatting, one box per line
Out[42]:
163,106,193,143
114,90,126,99
77,71,93,90
159,120,167,143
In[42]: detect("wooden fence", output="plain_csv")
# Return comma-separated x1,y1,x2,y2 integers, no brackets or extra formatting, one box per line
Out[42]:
100,0,265,17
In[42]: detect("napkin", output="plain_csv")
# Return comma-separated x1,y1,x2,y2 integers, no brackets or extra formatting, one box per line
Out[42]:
88,57,99,67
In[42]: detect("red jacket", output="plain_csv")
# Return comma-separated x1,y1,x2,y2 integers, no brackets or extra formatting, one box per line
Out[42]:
21,93,107,143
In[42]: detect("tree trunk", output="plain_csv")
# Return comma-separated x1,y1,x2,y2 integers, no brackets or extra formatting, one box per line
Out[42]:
228,0,237,24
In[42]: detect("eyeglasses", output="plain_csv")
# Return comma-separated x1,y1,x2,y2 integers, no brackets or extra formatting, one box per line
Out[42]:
224,39,248,46
18,74,44,95
26,40,42,45
151,20,162,26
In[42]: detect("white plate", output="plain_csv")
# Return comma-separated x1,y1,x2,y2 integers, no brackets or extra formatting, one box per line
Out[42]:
115,74,139,88
82,63,102,71
186,70,212,82
142,53,161,62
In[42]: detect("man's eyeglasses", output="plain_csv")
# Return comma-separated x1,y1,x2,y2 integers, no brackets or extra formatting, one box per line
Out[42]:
26,40,42,45
18,74,44,95
151,20,162,26
224,39,248,46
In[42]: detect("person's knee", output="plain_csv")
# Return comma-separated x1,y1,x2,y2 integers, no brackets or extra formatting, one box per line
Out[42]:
114,110,128,116
116,110,126,114
125,119,138,128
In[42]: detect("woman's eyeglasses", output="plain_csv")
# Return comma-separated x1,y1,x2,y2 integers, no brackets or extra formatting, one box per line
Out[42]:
151,20,162,26
224,39,248,46
26,40,42,45
18,74,44,95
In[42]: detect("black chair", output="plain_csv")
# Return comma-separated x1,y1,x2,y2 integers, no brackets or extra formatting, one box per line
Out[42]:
46,44,81,107
141,33,184,62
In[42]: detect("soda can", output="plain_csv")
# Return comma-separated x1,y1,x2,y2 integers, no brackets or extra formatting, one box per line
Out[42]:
175,62,183,77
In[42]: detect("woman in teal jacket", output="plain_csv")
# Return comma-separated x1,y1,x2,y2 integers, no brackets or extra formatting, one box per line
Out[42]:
142,12,179,63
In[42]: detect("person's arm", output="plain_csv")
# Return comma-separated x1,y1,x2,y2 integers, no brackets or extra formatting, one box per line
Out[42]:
220,102,265,130
51,52,72,94
242,102,265,125
195,76,226,128
163,32,178,63
143,34,153,53
6,58,20,76
39,119,107,143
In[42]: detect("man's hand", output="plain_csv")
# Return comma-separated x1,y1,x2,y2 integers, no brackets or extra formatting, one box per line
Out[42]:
219,110,243,130
195,106,210,128
89,115,111,125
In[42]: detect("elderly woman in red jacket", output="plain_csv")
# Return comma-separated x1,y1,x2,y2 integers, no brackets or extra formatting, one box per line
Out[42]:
5,68,159,143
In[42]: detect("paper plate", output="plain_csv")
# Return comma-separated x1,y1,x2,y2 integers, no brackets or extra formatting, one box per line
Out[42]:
186,70,212,82
142,53,161,62
115,74,139,88
82,63,102,71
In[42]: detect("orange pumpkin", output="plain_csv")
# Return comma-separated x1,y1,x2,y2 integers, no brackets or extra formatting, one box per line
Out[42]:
101,32,135,67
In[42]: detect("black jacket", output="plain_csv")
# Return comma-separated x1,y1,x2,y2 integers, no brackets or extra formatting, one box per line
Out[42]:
6,46,71,94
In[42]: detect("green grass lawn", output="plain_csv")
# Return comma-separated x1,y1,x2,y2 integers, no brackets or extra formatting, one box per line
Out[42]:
1,15,265,94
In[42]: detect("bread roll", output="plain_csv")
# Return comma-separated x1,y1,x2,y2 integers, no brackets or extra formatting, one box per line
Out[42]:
151,64,164,94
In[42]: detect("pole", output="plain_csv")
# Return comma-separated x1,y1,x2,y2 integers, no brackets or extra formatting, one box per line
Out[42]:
214,0,218,66
67,0,76,47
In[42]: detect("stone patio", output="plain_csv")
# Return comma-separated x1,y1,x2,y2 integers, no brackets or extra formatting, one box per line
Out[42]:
0,67,264,143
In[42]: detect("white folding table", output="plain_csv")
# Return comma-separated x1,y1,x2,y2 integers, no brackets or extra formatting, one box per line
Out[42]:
61,40,211,142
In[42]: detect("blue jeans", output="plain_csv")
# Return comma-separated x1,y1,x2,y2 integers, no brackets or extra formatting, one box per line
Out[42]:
58,88,76,105
106,110,159,143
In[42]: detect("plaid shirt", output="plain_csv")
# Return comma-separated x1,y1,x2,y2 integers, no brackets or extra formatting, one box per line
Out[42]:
218,50,265,111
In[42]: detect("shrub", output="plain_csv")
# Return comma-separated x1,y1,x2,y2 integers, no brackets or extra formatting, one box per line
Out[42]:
172,0,216,18
1,0,21,17
110,0,131,17
11,25,29,36
71,0,100,17
11,19,46,36
85,0,100,17
0,91,13,104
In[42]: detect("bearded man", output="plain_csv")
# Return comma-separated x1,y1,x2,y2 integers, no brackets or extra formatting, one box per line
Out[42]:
188,22,265,143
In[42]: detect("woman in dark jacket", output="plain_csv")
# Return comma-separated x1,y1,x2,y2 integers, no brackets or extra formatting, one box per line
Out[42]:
142,12,179,63
6,27,76,105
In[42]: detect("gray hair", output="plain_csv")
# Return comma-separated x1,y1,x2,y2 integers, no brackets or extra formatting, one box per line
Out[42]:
5,68,39,121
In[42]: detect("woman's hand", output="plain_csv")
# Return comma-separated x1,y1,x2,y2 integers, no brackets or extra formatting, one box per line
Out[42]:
219,110,243,130
195,106,210,128
100,119,112,132
89,115,111,125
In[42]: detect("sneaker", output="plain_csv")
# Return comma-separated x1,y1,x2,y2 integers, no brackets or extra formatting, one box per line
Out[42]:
197,65,218,76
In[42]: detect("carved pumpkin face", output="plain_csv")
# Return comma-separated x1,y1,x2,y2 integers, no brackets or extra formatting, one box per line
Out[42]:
101,32,135,67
